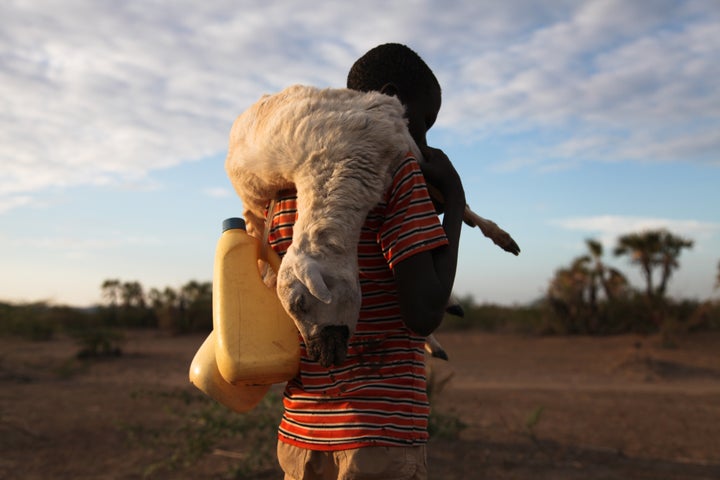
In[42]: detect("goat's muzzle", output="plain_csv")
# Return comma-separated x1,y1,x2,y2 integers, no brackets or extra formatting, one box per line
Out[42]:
306,325,349,368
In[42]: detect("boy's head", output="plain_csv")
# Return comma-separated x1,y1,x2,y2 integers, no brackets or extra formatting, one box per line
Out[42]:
347,43,441,147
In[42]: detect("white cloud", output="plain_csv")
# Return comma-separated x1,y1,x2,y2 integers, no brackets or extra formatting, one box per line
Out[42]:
440,0,720,168
1,0,718,213
203,187,233,198
552,214,720,248
0,195,34,214
0,1,385,213
14,234,164,251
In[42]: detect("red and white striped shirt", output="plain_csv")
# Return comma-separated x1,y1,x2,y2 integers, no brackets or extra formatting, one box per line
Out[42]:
267,154,448,450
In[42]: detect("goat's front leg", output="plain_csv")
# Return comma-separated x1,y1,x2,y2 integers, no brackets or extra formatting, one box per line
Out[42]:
425,183,520,256
463,206,520,256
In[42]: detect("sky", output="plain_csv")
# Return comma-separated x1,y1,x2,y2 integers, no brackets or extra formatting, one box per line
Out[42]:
1,0,719,308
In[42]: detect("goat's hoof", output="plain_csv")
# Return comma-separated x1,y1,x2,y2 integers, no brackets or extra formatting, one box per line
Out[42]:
497,234,521,256
431,349,449,361
445,303,464,317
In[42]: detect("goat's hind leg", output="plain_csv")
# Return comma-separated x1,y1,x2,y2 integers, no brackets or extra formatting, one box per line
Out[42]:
424,296,465,361
425,334,448,360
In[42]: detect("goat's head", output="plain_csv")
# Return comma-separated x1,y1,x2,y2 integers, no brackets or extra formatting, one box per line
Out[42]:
276,246,360,368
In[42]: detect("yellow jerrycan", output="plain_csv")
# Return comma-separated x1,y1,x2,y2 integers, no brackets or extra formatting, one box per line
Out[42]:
212,217,300,385
189,217,300,411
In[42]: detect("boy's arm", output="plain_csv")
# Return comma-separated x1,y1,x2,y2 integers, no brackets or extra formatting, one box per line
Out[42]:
393,146,465,336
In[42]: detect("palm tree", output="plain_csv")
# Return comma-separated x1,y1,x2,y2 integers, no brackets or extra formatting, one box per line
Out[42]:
604,267,629,300
585,239,629,305
585,239,603,311
547,255,593,332
613,229,693,301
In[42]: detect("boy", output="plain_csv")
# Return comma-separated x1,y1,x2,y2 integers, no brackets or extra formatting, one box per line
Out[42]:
271,43,465,479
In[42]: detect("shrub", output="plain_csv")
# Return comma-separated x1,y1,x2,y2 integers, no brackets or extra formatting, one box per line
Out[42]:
0,301,56,340
440,300,545,334
125,388,283,478
71,327,125,358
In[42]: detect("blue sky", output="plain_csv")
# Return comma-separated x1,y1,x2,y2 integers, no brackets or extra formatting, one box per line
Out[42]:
1,0,719,307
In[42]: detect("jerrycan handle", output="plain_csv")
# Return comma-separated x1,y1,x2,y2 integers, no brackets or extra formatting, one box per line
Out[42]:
222,216,282,274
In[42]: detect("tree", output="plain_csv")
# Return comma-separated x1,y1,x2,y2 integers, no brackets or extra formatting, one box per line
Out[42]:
585,239,628,307
613,229,693,301
178,280,213,332
547,255,593,333
148,287,177,309
547,239,630,334
149,286,181,331
101,279,122,307
100,279,123,325
121,281,146,309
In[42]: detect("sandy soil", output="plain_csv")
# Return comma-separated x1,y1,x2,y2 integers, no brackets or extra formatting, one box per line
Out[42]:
2,329,720,479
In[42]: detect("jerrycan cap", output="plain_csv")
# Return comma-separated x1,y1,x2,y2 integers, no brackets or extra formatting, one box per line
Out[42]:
222,217,246,232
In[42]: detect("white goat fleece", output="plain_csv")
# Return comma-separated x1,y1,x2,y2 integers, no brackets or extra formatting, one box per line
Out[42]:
225,85,421,353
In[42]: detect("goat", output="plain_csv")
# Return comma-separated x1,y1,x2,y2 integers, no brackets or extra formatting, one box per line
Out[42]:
225,85,518,366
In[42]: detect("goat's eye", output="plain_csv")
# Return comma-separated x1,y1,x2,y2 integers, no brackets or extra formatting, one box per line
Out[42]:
289,289,309,315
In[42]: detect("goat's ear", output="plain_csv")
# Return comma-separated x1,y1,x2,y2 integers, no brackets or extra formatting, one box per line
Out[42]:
294,259,332,305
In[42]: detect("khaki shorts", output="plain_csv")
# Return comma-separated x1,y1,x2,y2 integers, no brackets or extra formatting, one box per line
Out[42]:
277,440,427,480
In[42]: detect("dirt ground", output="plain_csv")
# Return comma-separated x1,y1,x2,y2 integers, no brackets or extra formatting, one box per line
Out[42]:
2,329,720,479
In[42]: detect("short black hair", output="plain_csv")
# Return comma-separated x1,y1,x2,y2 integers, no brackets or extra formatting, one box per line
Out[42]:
346,43,440,104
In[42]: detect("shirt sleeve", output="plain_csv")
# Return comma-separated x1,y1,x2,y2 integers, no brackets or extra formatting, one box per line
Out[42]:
379,156,449,269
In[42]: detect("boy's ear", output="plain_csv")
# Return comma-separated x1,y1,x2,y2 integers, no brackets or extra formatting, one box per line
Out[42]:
379,82,399,97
